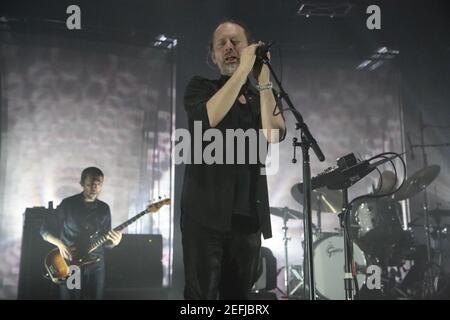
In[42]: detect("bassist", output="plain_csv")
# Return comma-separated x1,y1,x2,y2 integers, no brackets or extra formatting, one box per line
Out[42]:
40,167,122,300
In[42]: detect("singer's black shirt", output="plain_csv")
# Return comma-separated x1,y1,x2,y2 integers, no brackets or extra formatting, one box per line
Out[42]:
181,75,275,239
40,193,111,259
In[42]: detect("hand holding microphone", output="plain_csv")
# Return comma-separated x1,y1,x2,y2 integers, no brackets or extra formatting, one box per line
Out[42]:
254,41,273,82
255,41,273,61
238,41,273,80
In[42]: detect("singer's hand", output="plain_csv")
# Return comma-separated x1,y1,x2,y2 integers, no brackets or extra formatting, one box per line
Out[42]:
253,42,271,83
256,55,271,84
237,43,259,75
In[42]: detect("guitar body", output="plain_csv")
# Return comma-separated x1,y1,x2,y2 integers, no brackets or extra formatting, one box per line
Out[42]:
45,248,70,284
44,247,99,284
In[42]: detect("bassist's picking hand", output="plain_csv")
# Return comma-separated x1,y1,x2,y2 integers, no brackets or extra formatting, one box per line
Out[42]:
57,243,72,262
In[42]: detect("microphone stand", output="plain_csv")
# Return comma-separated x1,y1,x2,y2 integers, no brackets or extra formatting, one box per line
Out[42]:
339,188,355,300
259,55,325,300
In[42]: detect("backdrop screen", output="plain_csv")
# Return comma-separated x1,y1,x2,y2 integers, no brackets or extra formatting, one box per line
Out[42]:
0,32,175,298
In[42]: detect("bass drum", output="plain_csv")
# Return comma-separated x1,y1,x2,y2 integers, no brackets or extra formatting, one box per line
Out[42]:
312,234,367,300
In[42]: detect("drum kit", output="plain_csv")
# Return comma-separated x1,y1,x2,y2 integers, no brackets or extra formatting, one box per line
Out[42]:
271,164,448,300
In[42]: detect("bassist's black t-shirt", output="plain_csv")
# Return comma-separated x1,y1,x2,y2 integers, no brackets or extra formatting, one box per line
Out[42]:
40,193,111,260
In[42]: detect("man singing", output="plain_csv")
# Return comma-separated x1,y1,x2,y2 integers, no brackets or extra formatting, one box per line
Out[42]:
181,20,286,299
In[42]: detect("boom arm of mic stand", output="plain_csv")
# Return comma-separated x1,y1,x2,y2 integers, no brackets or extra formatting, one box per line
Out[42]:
260,58,325,162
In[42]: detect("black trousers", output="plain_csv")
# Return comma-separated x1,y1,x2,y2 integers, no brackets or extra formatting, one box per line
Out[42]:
59,260,105,300
182,215,261,300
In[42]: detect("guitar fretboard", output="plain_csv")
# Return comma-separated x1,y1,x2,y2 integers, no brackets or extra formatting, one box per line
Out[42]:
87,209,148,253
86,198,169,253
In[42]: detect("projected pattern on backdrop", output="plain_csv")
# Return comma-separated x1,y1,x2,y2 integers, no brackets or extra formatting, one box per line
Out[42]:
0,35,174,298
264,60,403,294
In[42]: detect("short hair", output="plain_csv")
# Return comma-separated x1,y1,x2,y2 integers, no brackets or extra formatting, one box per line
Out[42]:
207,19,254,66
80,167,104,184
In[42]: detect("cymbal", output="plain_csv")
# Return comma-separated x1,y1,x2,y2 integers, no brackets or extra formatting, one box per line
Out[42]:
394,165,440,201
291,184,343,213
270,207,304,220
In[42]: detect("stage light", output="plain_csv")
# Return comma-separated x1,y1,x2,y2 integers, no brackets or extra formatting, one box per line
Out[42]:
153,34,178,49
357,46,399,71
297,1,353,18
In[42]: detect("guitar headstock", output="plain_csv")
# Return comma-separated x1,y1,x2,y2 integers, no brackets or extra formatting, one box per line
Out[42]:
146,198,171,213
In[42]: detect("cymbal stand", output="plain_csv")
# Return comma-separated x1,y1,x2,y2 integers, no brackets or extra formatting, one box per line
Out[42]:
277,207,303,299
316,194,322,238
281,208,293,298
409,112,450,297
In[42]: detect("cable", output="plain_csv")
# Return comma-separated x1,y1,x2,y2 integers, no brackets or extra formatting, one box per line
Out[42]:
271,45,285,117
373,154,399,194
278,45,283,86
272,91,285,116
347,152,407,208
374,167,383,194
386,155,399,193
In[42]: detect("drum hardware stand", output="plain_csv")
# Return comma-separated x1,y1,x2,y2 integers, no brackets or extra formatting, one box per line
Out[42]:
297,152,402,300
316,194,323,238
276,264,304,299
259,52,325,300
422,215,448,298
408,112,450,297
289,267,304,296
280,208,297,298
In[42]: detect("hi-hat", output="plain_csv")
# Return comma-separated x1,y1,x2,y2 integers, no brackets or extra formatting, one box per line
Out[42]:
291,184,343,213
394,165,440,201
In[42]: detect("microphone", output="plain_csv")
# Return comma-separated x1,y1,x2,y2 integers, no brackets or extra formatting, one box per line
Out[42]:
255,41,273,60
407,133,415,160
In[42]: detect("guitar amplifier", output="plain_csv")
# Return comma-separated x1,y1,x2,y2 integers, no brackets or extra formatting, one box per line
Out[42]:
105,234,163,289
18,207,58,300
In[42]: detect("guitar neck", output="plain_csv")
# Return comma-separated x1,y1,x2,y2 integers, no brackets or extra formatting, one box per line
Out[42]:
87,208,148,253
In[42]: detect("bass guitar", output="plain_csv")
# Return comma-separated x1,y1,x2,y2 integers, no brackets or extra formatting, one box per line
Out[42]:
44,198,170,284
